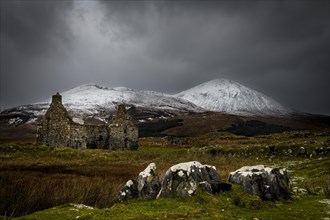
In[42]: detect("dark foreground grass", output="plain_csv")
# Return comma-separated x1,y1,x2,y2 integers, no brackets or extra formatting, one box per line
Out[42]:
1,130,330,219
16,194,330,220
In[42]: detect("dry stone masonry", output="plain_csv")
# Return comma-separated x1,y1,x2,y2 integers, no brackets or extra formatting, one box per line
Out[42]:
109,104,138,150
37,93,138,150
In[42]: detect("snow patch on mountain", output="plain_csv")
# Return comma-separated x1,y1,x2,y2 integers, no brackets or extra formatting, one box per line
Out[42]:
176,79,292,116
61,84,201,113
1,79,293,124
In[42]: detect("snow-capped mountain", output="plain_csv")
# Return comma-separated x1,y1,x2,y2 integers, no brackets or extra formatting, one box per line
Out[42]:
61,84,201,114
1,84,202,124
1,79,293,126
176,79,292,116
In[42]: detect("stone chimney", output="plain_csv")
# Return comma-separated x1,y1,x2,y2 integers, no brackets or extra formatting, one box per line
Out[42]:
117,104,126,116
51,92,62,105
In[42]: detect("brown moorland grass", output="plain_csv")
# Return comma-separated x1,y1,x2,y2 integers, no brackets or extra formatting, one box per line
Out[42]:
1,129,329,218
0,146,261,217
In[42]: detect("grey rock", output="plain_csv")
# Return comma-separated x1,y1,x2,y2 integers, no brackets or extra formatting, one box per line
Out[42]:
117,163,160,201
157,161,223,198
117,179,138,202
297,147,306,156
228,165,291,201
137,163,161,199
316,147,330,155
268,155,276,161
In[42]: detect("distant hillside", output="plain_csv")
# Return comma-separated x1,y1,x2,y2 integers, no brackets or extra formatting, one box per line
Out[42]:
1,79,330,141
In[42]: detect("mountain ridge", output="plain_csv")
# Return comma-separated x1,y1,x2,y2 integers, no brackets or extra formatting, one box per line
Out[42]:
1,79,330,142
60,78,293,116
1,79,294,122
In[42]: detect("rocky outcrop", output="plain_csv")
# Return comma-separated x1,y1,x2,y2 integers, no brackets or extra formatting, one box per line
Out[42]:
118,161,231,202
117,163,160,202
117,179,138,202
137,163,161,199
157,161,230,198
228,165,291,201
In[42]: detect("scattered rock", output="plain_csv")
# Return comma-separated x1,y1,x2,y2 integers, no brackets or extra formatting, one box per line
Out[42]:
316,146,330,155
292,187,308,195
268,155,276,161
289,132,312,138
228,165,291,201
117,179,138,202
297,147,306,156
117,163,161,201
137,163,161,199
157,161,228,198
118,161,232,201
70,203,94,210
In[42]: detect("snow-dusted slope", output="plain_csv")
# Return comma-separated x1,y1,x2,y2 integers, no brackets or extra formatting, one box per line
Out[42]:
1,79,292,125
61,84,201,114
176,79,292,116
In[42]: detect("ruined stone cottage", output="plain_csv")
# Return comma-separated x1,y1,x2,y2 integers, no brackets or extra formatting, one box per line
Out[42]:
109,104,138,150
37,93,138,150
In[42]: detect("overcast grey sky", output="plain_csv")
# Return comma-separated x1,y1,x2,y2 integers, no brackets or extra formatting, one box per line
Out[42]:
1,0,329,115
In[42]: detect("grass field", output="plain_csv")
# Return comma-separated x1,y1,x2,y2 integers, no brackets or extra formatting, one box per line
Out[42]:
1,129,329,219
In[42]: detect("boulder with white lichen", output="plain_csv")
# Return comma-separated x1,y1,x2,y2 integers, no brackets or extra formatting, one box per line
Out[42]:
137,162,161,199
117,179,138,202
118,161,231,201
157,161,230,198
228,165,291,201
117,163,160,201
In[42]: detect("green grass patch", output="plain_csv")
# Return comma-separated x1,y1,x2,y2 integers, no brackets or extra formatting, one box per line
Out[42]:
1,129,330,218
15,195,330,220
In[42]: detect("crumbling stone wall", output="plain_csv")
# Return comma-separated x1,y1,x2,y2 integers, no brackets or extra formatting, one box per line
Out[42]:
109,104,138,150
37,93,138,150
37,93,72,148
84,125,109,149
69,123,87,149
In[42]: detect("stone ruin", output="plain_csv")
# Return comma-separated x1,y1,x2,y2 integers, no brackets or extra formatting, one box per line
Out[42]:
109,104,138,150
37,93,138,150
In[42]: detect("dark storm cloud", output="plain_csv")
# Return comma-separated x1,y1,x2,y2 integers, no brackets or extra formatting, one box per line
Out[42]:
1,0,74,107
1,1,73,56
1,0,329,115
98,0,329,114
